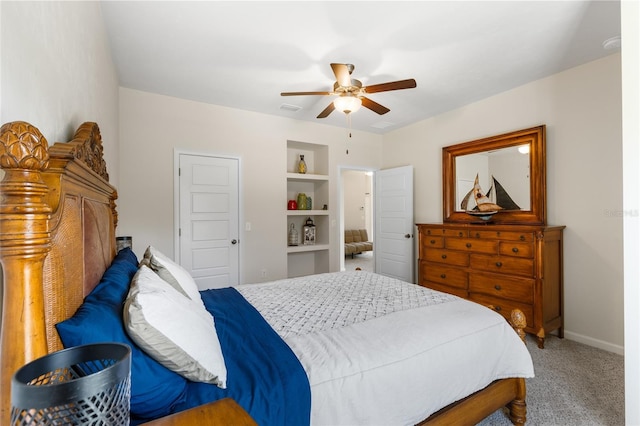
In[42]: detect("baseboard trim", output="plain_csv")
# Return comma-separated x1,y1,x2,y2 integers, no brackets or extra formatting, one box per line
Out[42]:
564,330,624,355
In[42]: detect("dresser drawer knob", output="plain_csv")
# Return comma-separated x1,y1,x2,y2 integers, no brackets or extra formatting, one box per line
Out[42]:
441,254,447,259
496,261,503,267
440,274,446,279
430,239,436,244
512,247,519,253
475,233,480,238
458,232,464,237
465,243,472,248
494,306,502,312
494,285,502,290
519,235,525,241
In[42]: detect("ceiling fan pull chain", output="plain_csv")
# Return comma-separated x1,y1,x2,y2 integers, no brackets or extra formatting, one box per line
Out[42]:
346,114,353,155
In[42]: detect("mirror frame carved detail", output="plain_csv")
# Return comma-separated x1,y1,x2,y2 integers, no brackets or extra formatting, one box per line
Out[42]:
443,125,546,225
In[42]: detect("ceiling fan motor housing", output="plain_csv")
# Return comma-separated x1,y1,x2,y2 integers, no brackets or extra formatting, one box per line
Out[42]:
333,79,363,96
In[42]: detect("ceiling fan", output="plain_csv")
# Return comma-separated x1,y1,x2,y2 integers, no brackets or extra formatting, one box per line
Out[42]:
281,63,417,119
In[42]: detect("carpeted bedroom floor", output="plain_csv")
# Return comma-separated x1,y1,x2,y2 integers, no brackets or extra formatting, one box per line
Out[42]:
479,335,624,425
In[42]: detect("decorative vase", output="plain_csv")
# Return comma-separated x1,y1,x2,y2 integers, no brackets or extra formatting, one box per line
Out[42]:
287,199,297,210
288,223,298,246
306,196,312,210
297,193,307,210
297,155,307,174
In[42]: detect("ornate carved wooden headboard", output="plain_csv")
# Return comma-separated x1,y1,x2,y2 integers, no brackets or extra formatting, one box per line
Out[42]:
0,121,118,423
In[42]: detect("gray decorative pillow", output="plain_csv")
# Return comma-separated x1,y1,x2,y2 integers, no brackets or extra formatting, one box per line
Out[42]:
141,245,205,308
124,265,227,387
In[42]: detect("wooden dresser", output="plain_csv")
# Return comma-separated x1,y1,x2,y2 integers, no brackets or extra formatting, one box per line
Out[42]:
417,223,564,348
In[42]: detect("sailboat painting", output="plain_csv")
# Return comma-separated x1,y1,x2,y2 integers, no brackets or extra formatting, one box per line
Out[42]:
460,174,521,220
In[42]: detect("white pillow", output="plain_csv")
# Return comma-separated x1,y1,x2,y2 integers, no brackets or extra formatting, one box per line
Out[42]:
141,246,204,308
124,265,227,387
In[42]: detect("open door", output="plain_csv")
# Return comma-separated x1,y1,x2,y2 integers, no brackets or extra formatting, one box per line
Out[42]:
374,166,414,282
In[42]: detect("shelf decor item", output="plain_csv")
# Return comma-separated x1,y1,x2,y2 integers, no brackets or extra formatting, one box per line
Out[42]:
303,217,316,245
11,343,131,426
287,199,297,210
297,155,307,174
297,193,307,210
288,223,298,246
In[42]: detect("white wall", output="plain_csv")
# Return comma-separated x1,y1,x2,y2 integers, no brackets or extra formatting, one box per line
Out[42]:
382,53,623,353
118,88,383,284
0,1,119,320
0,2,120,186
621,1,640,423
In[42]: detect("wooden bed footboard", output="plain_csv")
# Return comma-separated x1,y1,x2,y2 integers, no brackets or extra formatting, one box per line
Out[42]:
358,265,530,425
419,378,526,426
417,308,528,426
418,306,527,426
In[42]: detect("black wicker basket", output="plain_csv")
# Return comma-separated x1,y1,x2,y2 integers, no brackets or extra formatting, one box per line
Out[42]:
11,343,131,426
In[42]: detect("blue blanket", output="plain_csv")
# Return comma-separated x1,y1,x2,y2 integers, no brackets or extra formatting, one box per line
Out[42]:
174,287,311,425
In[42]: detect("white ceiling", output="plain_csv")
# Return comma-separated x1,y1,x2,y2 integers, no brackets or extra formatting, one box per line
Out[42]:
100,1,621,134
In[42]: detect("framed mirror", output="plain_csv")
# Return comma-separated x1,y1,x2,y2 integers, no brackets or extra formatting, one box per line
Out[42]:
443,125,546,225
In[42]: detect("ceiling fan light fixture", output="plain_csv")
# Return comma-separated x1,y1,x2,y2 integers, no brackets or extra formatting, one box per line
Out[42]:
333,96,362,114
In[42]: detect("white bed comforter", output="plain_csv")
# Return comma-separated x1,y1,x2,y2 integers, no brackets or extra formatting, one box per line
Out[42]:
236,271,534,426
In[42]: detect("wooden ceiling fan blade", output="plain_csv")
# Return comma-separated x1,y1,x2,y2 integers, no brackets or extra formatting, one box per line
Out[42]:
330,63,352,88
361,97,390,115
317,102,335,118
281,91,332,96
364,78,417,94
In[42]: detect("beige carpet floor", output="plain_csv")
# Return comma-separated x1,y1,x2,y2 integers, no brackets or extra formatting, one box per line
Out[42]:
479,335,624,425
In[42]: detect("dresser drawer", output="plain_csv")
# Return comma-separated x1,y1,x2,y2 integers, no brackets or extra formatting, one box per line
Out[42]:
445,238,499,254
422,227,468,238
421,281,468,298
420,236,444,252
468,272,534,304
499,241,534,258
420,262,468,289
468,293,534,328
446,228,468,238
424,248,469,267
470,254,534,276
470,230,535,242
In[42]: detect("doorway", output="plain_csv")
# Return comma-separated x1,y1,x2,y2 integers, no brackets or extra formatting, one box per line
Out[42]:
341,169,374,272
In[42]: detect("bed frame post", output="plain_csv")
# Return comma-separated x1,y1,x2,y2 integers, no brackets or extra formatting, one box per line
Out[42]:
508,378,527,425
0,122,53,424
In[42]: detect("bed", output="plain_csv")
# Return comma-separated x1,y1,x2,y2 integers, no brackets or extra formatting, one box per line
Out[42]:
0,121,533,425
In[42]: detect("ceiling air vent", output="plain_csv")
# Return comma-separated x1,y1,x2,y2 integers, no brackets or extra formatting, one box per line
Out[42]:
280,103,302,112
370,121,395,130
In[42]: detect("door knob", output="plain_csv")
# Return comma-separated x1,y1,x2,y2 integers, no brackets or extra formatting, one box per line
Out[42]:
231,239,238,245
404,234,412,238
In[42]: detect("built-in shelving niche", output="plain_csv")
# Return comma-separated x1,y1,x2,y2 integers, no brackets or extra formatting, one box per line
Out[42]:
286,141,330,278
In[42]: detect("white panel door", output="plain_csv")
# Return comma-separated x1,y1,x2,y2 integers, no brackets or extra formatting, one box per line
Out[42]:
179,154,239,289
375,165,414,282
